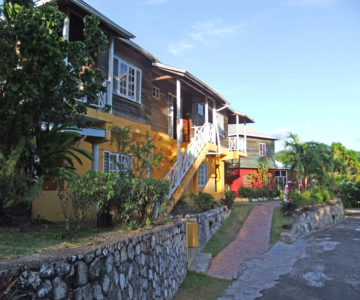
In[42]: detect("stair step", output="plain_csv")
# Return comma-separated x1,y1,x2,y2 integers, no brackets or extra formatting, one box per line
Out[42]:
188,253,212,274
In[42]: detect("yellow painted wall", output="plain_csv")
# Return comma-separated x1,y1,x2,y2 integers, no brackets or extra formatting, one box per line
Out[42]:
33,108,245,220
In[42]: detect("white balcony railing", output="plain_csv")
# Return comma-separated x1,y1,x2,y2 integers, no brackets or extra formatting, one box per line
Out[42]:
164,122,216,198
76,80,109,108
228,136,246,152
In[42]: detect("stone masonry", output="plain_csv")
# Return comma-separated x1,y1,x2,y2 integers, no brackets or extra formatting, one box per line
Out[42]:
0,222,187,300
174,206,231,251
281,199,344,243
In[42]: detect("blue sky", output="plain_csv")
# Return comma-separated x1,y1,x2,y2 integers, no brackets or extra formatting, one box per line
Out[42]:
88,1,358,151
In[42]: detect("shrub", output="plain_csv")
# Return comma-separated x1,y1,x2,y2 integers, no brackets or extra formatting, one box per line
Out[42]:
190,192,220,212
67,171,119,229
339,182,360,208
113,178,169,228
222,190,235,209
281,201,297,215
238,187,280,200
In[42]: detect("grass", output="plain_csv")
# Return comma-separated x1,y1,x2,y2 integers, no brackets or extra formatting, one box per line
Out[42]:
0,222,126,259
174,204,255,299
173,271,232,300
269,206,293,244
202,204,255,257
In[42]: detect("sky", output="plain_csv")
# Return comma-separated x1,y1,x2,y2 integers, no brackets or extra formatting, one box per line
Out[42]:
64,0,360,151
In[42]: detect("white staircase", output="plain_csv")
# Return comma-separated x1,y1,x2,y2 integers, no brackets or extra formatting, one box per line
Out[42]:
164,122,217,199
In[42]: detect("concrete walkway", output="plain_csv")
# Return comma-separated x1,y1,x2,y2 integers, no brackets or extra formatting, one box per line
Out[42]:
207,201,280,280
220,213,360,300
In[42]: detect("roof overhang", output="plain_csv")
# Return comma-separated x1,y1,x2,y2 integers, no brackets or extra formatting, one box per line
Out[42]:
35,0,135,39
228,107,255,124
153,62,229,107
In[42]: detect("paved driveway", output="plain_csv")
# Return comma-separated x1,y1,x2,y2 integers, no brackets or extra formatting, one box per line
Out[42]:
220,211,360,300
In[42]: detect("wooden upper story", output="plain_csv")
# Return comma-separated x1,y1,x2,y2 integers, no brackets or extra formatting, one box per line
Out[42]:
47,0,254,148
227,125,277,169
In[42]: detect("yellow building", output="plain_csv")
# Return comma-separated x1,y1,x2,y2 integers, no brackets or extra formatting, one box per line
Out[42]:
33,0,254,221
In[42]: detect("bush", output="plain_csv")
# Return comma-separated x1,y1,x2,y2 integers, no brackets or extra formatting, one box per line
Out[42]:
113,178,169,228
172,192,221,214
222,190,235,209
281,201,297,215
339,182,360,208
238,187,280,200
288,188,333,208
67,171,120,229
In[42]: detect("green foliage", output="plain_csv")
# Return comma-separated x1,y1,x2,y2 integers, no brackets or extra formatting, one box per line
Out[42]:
222,190,235,209
67,171,120,229
0,273,17,300
0,0,107,218
339,182,360,208
281,201,297,215
172,192,221,214
288,188,333,208
0,140,43,225
190,192,221,212
278,135,360,193
111,126,162,178
248,157,274,188
238,187,280,199
113,177,169,228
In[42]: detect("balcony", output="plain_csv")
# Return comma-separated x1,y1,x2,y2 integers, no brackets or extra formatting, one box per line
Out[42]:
228,136,246,152
76,80,110,109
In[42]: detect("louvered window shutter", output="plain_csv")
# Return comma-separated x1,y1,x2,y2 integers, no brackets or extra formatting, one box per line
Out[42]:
103,151,110,173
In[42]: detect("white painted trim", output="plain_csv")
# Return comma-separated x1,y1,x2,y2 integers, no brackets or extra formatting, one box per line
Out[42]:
176,79,181,159
92,144,99,171
107,37,114,112
205,96,209,124
113,55,142,104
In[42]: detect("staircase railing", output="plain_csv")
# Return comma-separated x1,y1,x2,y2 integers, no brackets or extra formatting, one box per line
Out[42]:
164,122,216,198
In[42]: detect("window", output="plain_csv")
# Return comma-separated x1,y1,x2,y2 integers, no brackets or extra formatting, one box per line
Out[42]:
275,170,287,186
113,56,142,103
198,103,204,116
259,143,266,157
152,86,160,100
217,112,225,137
198,164,207,187
103,151,132,173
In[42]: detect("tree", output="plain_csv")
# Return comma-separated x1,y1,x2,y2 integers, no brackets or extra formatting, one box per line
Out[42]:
0,0,107,222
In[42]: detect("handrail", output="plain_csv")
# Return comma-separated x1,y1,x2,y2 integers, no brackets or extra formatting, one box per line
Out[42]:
228,136,246,152
164,123,216,198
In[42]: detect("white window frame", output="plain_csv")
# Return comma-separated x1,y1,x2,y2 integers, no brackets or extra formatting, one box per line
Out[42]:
198,164,207,187
152,86,160,100
217,112,225,137
113,56,142,103
259,143,266,157
103,151,132,173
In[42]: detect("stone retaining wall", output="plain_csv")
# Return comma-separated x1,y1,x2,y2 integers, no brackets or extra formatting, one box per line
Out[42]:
175,206,230,251
0,222,187,300
280,199,344,244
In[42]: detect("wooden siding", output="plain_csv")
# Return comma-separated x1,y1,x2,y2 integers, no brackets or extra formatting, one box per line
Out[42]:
111,41,153,124
227,137,276,169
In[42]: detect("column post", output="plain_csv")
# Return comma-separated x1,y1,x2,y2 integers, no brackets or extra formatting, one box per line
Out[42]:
62,15,70,64
107,37,114,113
92,144,99,171
176,79,182,160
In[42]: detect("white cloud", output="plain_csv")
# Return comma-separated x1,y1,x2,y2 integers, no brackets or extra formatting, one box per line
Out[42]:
167,41,193,55
281,0,338,7
189,21,239,43
271,128,291,140
142,0,168,5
